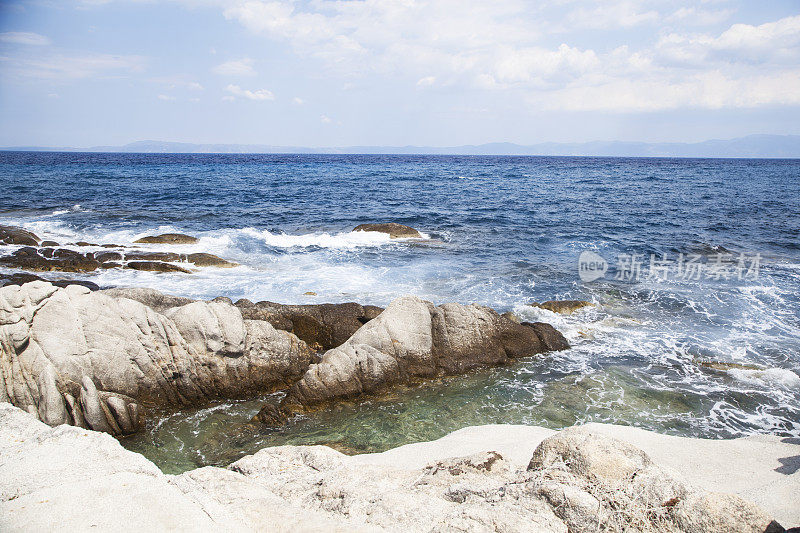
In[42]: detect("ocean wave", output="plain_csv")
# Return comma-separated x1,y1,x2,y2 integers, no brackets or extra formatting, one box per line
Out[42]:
242,228,396,249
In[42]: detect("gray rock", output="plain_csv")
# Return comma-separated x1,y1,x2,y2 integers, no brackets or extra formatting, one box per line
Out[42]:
277,296,568,412
353,223,422,238
0,282,314,435
134,233,199,244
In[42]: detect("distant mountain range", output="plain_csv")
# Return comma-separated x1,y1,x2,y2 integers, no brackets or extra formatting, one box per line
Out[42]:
3,134,800,158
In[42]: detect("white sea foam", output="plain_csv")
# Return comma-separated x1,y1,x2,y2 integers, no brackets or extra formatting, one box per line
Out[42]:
243,228,392,249
727,367,800,389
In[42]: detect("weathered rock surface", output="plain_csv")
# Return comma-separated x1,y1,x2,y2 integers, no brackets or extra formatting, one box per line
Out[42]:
134,233,199,244
273,296,569,414
0,282,315,436
1,403,791,533
100,287,196,313
236,299,385,351
532,300,594,314
353,223,422,238
0,224,40,246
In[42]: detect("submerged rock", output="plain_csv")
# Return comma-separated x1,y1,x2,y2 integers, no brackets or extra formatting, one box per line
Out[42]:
134,233,199,244
0,225,40,246
532,300,594,314
269,296,569,415
0,282,315,436
353,222,422,238
1,403,786,532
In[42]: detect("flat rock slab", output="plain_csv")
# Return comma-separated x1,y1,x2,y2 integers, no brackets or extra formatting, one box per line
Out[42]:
353,423,800,527
2,403,795,532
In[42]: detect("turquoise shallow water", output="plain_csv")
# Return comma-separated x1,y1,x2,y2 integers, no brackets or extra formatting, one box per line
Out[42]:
1,152,799,473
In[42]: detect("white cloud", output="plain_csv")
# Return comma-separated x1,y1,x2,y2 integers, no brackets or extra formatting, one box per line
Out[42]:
292,96,304,104
219,2,800,112
0,52,145,80
225,83,274,100
320,114,332,123
157,94,175,101
656,14,800,67
565,1,659,30
212,57,256,76
0,32,51,46
666,7,733,26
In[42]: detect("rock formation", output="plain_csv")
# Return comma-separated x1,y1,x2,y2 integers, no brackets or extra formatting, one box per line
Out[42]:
134,233,199,244
0,282,315,436
0,246,236,273
0,224,40,246
0,403,790,532
1,282,572,437
263,296,569,419
353,222,422,238
532,300,594,314
236,299,385,351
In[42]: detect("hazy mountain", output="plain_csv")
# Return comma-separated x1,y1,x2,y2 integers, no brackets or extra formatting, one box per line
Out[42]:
3,134,799,158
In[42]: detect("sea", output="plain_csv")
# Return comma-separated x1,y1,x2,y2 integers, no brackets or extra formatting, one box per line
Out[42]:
1,151,799,473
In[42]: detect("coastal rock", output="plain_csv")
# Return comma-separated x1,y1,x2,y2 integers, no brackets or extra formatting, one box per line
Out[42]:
0,272,99,291
124,260,193,273
0,282,314,436
0,246,101,272
277,296,568,412
353,223,422,238
1,247,236,275
0,225,39,246
237,300,385,352
532,300,594,314
186,252,238,268
522,322,571,351
134,233,199,245
0,403,791,532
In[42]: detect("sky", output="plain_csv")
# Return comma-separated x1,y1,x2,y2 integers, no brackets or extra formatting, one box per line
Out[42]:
1,0,799,147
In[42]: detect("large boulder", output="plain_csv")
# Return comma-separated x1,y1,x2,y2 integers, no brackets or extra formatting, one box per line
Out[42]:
134,233,199,244
236,300,384,352
0,225,39,246
527,427,782,533
0,282,314,436
353,223,421,238
270,296,568,415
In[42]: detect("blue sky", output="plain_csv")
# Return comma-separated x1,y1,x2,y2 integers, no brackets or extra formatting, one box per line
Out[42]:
1,0,799,147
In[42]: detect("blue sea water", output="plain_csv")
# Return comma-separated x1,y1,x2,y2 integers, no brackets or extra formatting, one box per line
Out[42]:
2,152,799,471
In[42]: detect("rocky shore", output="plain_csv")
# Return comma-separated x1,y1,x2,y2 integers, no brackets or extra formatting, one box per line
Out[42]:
2,223,797,531
1,403,797,532
0,280,569,436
